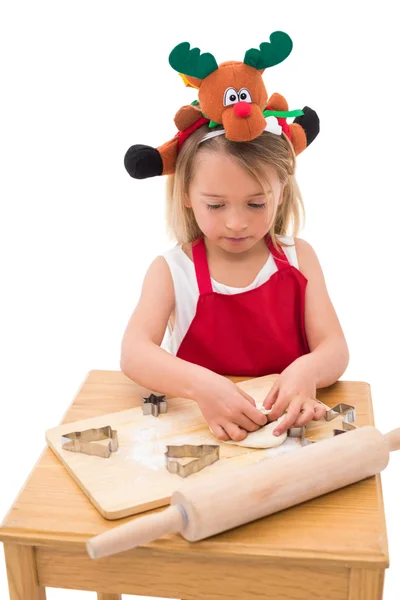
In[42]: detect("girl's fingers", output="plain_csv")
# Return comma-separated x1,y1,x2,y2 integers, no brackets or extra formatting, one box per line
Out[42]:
241,391,257,407
211,424,230,441
273,400,302,435
235,413,262,432
266,394,290,422
224,422,248,442
313,403,327,420
292,403,316,427
243,402,269,427
263,381,279,410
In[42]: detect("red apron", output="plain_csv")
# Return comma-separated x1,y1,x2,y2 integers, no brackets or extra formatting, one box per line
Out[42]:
176,235,310,376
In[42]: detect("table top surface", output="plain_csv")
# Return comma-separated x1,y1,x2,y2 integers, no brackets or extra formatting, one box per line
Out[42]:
0,370,389,568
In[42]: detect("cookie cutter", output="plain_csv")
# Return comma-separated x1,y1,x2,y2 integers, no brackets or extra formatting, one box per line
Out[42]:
288,402,357,446
165,444,220,478
142,393,167,417
61,425,119,458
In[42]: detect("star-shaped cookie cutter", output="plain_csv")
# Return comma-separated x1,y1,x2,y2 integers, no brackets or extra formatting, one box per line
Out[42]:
165,444,220,478
288,402,357,446
142,393,167,417
61,425,119,458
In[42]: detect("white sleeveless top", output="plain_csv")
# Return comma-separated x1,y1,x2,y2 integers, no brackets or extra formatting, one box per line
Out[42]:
160,235,298,355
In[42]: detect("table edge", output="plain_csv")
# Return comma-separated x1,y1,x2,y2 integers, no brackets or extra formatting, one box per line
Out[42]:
0,530,390,569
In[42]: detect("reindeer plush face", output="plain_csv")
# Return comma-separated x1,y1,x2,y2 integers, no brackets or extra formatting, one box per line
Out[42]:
198,61,268,142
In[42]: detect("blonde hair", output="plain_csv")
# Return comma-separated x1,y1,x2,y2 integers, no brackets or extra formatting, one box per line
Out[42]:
165,123,305,250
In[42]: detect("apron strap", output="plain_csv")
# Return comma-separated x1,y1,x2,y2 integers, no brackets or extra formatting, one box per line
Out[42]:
192,237,213,295
265,235,290,270
192,235,290,295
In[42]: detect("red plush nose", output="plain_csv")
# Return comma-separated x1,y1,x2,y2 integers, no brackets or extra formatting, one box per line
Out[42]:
233,102,252,118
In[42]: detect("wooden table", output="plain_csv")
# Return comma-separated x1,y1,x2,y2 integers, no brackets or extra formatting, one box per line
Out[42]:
0,370,389,600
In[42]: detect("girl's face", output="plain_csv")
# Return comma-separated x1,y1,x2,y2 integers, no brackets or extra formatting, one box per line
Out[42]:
185,150,284,254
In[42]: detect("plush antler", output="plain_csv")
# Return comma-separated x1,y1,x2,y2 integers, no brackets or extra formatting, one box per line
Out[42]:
169,42,218,79
244,31,293,70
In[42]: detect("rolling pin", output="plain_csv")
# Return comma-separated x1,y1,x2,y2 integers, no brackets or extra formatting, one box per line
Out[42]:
86,424,400,559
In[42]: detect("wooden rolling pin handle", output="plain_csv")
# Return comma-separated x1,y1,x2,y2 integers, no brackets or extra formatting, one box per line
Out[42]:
86,505,186,559
384,428,400,452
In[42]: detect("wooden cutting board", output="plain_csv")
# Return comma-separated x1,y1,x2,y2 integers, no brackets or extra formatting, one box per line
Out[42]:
45,374,309,520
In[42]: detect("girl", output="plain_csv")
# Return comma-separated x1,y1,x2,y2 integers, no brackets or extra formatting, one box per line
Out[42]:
120,124,349,442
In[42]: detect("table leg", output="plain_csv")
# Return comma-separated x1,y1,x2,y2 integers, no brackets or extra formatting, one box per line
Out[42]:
97,595,122,600
4,543,46,600
348,568,385,600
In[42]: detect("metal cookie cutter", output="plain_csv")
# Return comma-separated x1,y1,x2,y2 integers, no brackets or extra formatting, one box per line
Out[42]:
288,402,357,446
142,393,167,417
165,444,220,478
61,425,119,458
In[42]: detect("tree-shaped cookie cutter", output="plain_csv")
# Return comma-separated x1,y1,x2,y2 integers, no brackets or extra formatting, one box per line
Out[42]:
61,425,119,458
288,402,357,446
165,444,220,477
142,393,167,417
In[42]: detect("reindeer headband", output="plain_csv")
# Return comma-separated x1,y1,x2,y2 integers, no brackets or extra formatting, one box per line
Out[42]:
124,32,320,180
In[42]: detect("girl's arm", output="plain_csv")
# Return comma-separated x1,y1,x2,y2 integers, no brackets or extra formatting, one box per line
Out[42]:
264,238,350,434
120,256,267,440
296,237,350,387
120,256,208,399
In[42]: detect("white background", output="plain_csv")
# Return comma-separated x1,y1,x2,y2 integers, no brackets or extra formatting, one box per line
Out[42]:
1,1,399,598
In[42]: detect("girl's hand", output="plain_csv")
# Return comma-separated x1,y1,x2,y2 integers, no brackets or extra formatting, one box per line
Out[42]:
263,359,327,436
194,374,268,442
